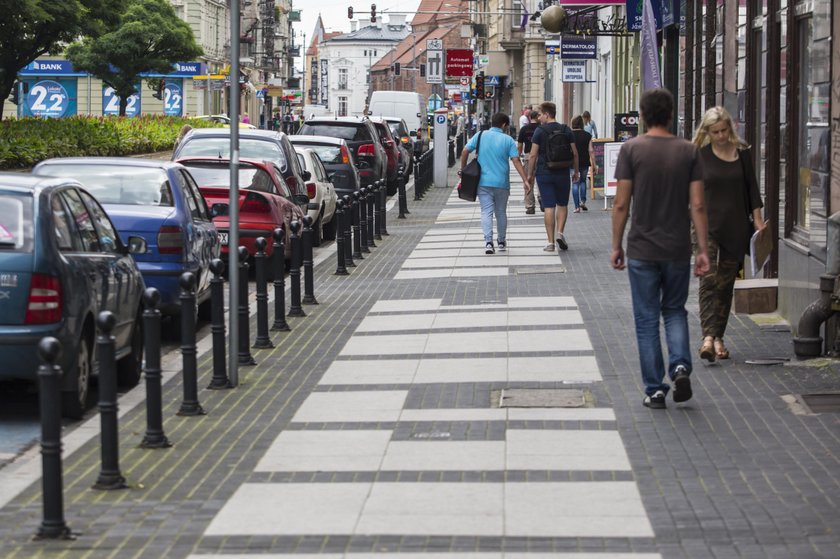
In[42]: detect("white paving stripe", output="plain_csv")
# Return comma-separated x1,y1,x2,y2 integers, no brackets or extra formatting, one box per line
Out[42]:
256,430,631,472
402,256,561,268
204,482,654,537
319,355,601,385
355,310,584,332
395,268,510,279
190,554,663,559
367,296,577,313
291,391,408,423
338,329,593,356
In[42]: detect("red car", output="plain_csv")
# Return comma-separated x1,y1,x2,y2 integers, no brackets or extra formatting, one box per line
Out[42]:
370,117,400,195
177,157,306,266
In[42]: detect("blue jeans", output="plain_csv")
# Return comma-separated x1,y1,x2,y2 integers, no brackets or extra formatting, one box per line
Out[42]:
478,186,510,244
627,258,692,396
572,167,588,208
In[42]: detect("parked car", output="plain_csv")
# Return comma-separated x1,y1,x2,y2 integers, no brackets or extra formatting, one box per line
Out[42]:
33,158,220,317
383,116,414,178
370,117,401,195
298,117,387,189
289,136,361,200
192,114,257,129
172,128,310,214
294,148,337,247
0,174,146,418
176,157,306,268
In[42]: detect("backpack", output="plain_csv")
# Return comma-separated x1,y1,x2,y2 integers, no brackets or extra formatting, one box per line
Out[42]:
543,124,574,170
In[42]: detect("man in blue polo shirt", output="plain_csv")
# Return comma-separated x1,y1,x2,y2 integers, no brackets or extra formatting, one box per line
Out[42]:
459,113,532,254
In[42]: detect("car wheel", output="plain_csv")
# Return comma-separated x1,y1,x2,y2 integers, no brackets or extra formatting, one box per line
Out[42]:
62,333,92,420
117,311,144,387
322,209,337,241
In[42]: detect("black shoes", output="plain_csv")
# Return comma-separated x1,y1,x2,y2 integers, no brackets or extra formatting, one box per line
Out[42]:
643,390,667,409
485,242,495,254
673,366,693,403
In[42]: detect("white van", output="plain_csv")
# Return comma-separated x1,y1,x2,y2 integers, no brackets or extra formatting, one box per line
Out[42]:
367,91,427,134
302,104,331,119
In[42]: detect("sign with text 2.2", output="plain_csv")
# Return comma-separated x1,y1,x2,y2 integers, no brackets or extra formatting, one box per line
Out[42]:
561,61,586,83
103,85,141,117
164,82,183,116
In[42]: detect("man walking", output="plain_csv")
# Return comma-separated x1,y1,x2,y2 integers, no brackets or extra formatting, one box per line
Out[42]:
527,102,578,252
517,110,539,215
611,88,710,409
518,105,531,130
459,113,531,254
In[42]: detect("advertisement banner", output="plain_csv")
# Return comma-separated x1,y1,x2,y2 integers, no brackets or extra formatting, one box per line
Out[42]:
24,79,76,118
614,112,640,141
445,49,473,77
640,0,662,90
310,59,319,102
164,81,183,116
603,142,623,197
103,85,141,117
320,59,329,106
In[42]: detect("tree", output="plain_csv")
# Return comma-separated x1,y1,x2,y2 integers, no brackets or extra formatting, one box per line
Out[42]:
66,0,203,116
0,0,124,117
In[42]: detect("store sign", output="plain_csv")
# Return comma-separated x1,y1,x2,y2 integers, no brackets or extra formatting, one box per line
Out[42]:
103,85,141,117
561,36,597,59
445,49,473,77
21,60,76,75
546,41,561,55
561,61,586,82
614,111,640,141
171,62,205,76
626,0,663,31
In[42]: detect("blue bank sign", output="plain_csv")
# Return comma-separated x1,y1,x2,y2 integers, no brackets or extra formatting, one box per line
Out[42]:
20,60,80,76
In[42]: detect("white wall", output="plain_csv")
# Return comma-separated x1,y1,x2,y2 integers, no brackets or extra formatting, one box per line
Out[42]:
319,40,391,117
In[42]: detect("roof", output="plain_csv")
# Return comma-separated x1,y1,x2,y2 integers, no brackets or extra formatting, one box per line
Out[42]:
370,28,450,71
0,173,70,190
184,129,287,141
35,157,179,170
326,23,411,43
410,0,469,27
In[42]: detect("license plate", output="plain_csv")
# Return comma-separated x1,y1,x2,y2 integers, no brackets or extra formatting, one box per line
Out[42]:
219,232,228,245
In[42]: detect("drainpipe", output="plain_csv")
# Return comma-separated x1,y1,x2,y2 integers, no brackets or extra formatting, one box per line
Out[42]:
793,211,840,358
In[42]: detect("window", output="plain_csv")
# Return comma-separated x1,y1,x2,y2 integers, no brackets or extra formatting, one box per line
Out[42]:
51,194,80,251
61,189,100,253
338,97,348,117
338,68,348,89
79,191,121,254
181,171,209,220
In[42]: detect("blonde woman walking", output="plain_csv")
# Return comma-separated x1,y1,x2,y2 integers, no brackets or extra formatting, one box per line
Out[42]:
692,107,766,362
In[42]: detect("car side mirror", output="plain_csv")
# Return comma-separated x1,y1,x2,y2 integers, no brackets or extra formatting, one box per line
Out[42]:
294,194,310,206
127,235,148,255
210,203,229,217
302,170,312,181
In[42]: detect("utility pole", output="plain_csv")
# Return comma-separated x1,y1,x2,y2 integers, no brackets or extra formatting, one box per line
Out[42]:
412,33,416,90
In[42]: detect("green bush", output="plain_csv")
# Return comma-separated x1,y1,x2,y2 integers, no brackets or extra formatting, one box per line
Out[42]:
0,115,221,170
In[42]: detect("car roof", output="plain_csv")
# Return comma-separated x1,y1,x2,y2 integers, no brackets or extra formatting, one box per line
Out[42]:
289,135,347,146
177,156,275,169
304,116,369,124
184,128,286,140
36,157,181,170
0,173,79,193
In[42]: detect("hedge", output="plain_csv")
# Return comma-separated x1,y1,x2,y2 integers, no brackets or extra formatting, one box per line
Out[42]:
0,115,221,170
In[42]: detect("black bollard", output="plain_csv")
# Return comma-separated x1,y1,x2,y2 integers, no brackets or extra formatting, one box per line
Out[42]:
301,216,319,304
373,181,383,240
93,311,128,490
207,260,231,389
379,178,389,235
35,337,74,540
366,184,377,247
351,192,363,260
342,195,355,267
141,288,172,446
414,156,423,200
287,221,306,317
448,139,456,167
237,246,257,365
253,238,275,348
271,228,291,332
177,272,206,415
398,165,408,218
334,200,349,275
359,188,370,253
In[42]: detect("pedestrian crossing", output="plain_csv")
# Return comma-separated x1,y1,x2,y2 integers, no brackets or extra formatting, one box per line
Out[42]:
188,187,660,558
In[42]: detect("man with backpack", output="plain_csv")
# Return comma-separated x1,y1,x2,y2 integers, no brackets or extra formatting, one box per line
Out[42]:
517,110,540,214
527,102,579,252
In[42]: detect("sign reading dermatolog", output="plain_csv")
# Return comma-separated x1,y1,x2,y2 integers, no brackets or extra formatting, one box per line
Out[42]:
561,61,586,82
603,142,624,197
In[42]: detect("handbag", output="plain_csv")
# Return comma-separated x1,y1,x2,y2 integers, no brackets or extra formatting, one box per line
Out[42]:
458,132,482,202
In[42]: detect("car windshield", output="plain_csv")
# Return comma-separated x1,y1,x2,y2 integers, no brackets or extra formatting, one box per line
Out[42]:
0,193,33,251
299,123,372,142
179,138,288,172
182,164,276,193
37,164,174,206
297,145,342,164
388,122,405,138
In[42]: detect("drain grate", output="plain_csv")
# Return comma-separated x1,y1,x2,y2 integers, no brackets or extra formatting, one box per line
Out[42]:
514,266,566,275
799,393,840,413
498,388,586,408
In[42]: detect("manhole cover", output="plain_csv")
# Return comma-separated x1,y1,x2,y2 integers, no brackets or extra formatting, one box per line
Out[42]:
515,266,566,275
799,393,840,413
498,388,585,408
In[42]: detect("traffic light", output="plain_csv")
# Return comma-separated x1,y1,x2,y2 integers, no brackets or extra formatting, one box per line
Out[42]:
475,72,484,99
393,62,400,76
10,81,20,105
348,6,353,18
370,3,376,22
152,79,165,100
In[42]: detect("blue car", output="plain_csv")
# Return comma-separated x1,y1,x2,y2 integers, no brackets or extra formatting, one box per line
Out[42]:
0,174,146,419
33,158,220,316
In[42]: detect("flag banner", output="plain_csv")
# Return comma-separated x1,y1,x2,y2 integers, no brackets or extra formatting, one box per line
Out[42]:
640,0,662,91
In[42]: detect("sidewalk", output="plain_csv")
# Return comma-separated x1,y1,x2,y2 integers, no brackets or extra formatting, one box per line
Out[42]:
1,167,840,558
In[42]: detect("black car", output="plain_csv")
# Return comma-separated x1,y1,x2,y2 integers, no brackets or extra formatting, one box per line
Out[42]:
298,117,387,188
289,136,361,199
171,129,311,213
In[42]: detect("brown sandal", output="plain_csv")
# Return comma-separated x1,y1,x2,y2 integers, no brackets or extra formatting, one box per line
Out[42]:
699,337,716,362
714,338,730,359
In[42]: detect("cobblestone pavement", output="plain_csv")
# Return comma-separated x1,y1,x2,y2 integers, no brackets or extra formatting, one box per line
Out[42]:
1,167,840,559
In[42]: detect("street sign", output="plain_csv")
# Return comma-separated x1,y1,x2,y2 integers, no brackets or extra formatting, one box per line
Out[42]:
426,39,443,51
459,76,470,86
485,75,501,87
426,49,443,84
545,40,561,55
561,60,586,82
445,49,473,77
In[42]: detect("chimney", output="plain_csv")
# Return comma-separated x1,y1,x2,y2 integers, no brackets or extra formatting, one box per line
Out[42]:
388,14,407,27
358,17,370,28
350,20,357,32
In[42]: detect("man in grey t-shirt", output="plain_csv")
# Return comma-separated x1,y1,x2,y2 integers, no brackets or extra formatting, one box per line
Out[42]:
611,88,710,410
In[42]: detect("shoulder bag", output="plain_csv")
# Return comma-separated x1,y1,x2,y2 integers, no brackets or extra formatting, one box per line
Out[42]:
458,132,482,202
